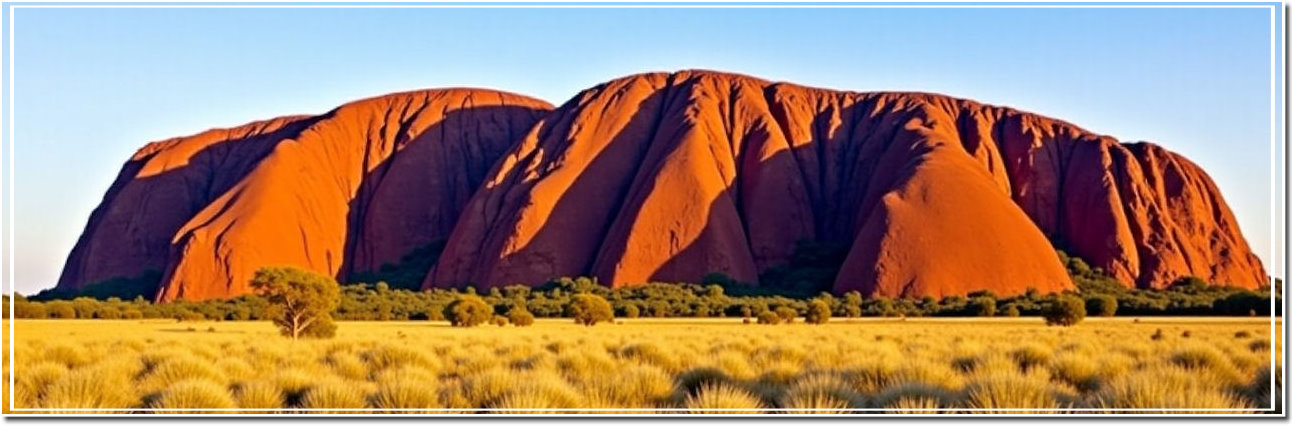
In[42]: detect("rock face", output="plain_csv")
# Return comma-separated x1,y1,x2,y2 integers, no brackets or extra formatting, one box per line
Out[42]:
56,89,552,301
57,70,1266,301
427,71,1265,297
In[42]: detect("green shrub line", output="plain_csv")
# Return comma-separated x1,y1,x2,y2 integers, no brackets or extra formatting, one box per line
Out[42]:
8,250,1280,321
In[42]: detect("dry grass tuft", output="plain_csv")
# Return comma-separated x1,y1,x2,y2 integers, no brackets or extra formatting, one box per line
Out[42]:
300,380,368,412
149,379,237,413
1092,364,1255,414
233,381,284,413
684,383,765,414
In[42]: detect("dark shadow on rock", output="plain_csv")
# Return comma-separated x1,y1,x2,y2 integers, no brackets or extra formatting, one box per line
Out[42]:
55,116,321,297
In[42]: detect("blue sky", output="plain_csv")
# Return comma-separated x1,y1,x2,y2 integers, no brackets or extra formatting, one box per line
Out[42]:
2,4,1283,294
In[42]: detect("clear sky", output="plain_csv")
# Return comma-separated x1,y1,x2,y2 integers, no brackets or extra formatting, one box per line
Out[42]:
3,4,1282,295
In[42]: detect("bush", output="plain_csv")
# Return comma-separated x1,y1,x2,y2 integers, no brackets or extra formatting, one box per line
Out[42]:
15,302,47,319
774,306,797,323
804,299,831,324
623,304,640,318
1000,304,1020,317
1042,295,1085,326
756,311,782,325
968,297,996,317
1086,295,1118,317
301,318,337,339
649,301,670,318
444,295,493,327
492,315,509,327
507,306,535,327
46,301,76,319
567,294,614,326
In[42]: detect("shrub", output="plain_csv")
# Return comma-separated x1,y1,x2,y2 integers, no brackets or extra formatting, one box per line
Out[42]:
1042,295,1085,326
46,301,76,319
622,304,640,318
804,299,831,324
566,294,613,326
302,318,337,338
15,302,47,319
774,306,797,323
648,301,669,318
968,297,996,317
507,306,535,327
250,266,341,339
491,315,508,327
756,311,781,325
1086,295,1118,317
1000,304,1021,317
444,295,492,327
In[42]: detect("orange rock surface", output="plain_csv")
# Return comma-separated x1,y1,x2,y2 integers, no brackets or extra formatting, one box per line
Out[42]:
57,89,551,301
428,71,1265,296
58,70,1266,300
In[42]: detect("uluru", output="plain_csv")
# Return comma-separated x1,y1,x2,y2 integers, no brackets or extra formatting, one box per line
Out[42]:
54,70,1267,301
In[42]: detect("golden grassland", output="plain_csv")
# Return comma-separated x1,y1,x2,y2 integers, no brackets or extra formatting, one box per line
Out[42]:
0,317,1283,415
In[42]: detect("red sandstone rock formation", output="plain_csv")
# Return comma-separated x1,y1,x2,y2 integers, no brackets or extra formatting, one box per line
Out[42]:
57,70,1266,301
56,89,551,301
427,71,1265,296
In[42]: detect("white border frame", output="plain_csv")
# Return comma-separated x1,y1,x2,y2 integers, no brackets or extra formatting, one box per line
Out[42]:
0,0,1286,417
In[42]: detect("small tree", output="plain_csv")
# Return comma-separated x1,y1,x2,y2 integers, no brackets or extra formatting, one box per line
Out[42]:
507,305,535,327
968,297,996,317
1086,295,1118,317
804,299,832,324
250,266,341,339
1000,303,1021,317
444,295,493,327
1042,295,1086,326
567,294,614,326
843,291,864,317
